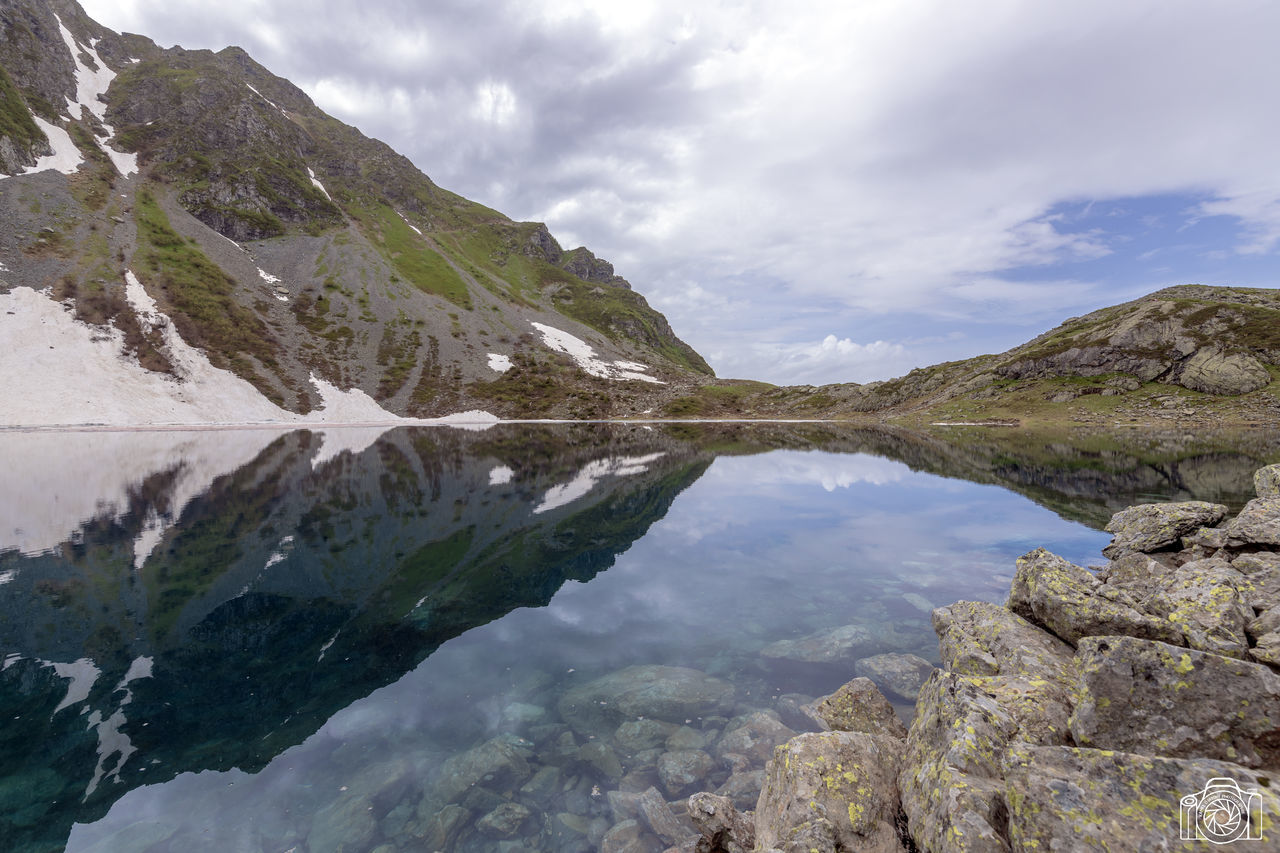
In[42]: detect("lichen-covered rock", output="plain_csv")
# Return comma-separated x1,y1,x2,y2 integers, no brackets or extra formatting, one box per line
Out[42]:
557,666,734,737
1232,552,1280,611
713,711,796,766
811,677,908,740
1256,464,1280,498
1004,745,1280,850
1249,609,1280,666
1144,558,1253,658
759,623,877,665
686,792,755,853
853,653,935,702
932,600,1075,687
1070,635,1280,769
657,749,715,797
1226,497,1280,547
899,670,1072,853
1009,548,1182,646
755,731,906,853
1102,500,1228,557
1178,347,1272,395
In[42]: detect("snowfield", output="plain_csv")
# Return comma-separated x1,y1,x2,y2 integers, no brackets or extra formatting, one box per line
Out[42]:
0,278,500,429
530,322,663,384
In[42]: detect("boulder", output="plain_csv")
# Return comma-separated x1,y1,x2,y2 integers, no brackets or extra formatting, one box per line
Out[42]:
854,653,935,702
615,719,680,753
811,677,908,740
899,670,1072,853
774,693,826,732
1226,497,1280,547
557,666,734,737
577,741,625,781
713,711,796,766
1004,745,1280,850
755,731,906,853
1102,500,1227,557
1070,635,1280,769
1256,463,1280,498
1008,548,1182,646
657,750,715,797
714,767,767,811
1177,347,1271,396
1144,558,1253,658
601,818,661,853
932,600,1074,687
432,736,533,803
686,792,754,853
1249,609,1280,666
1231,552,1280,610
759,623,878,665
475,802,533,839
636,786,695,846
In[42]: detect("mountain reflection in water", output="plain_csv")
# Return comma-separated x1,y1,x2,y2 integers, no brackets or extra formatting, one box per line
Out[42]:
0,423,1274,853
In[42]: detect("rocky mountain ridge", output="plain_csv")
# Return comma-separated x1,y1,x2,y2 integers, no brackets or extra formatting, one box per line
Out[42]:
0,0,711,424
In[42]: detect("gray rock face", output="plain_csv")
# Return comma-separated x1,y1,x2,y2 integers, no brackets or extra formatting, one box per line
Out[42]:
811,677,908,739
1226,497,1280,547
755,731,906,853
932,600,1075,686
759,623,877,665
1232,551,1280,610
556,666,734,737
1102,500,1228,556
1004,745,1280,850
1256,463,1280,497
898,669,1072,853
854,653,935,702
1144,558,1253,658
686,792,754,853
1009,548,1182,646
1070,635,1280,769
1177,347,1271,395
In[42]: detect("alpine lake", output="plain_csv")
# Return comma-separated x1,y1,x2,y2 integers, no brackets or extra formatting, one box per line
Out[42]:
2,421,1277,853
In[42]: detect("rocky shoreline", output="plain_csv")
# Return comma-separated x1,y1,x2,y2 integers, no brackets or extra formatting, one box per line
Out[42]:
680,465,1280,852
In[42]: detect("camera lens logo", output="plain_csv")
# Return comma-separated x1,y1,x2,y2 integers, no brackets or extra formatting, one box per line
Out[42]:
1180,778,1264,844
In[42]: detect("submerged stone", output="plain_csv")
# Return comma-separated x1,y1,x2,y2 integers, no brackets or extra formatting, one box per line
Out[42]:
854,652,935,702
656,749,715,797
713,710,796,766
556,666,734,737
759,623,878,665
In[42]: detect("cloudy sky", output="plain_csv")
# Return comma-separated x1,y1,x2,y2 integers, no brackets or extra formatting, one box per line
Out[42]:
82,0,1280,385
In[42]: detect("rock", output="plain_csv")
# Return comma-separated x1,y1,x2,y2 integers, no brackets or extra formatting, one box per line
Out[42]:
1184,526,1230,549
687,792,755,853
774,693,826,732
433,737,533,803
1256,464,1280,497
1177,347,1271,396
932,600,1075,687
616,719,680,753
309,760,408,853
1004,745,1280,849
759,623,876,665
557,666,734,736
902,592,934,612
811,677,907,739
854,653,935,702
1069,635,1280,769
657,750,715,797
1226,497,1280,547
414,804,470,850
714,768,767,811
637,786,695,846
577,741,625,781
1232,552,1280,610
1008,548,1182,646
665,726,709,751
1102,500,1228,556
519,765,563,808
601,818,661,853
899,670,1072,853
1144,558,1253,658
755,731,905,853
1249,609,1280,666
501,701,546,728
476,802,534,839
713,711,797,766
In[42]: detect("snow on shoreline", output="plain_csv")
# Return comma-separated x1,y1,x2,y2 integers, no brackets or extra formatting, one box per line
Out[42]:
0,280,500,430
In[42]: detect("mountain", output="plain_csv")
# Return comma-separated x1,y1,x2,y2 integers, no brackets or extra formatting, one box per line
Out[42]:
0,0,712,425
654,285,1280,425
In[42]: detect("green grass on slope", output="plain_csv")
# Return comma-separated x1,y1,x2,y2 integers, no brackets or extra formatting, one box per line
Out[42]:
0,63,43,156
351,202,472,309
134,188,287,404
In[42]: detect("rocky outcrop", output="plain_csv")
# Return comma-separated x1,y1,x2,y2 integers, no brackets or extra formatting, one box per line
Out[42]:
1178,347,1272,395
686,467,1280,852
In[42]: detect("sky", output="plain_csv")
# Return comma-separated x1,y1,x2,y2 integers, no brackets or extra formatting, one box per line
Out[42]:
80,0,1280,385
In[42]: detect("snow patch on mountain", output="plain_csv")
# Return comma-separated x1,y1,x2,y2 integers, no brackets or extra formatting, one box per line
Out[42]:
397,211,423,236
530,322,663,384
307,167,333,202
487,353,512,373
22,116,83,175
52,13,137,177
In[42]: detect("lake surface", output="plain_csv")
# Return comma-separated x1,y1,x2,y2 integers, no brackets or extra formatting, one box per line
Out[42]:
1,423,1275,853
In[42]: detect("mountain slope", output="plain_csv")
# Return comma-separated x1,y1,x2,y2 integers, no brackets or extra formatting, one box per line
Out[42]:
654,285,1280,425
0,0,711,424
